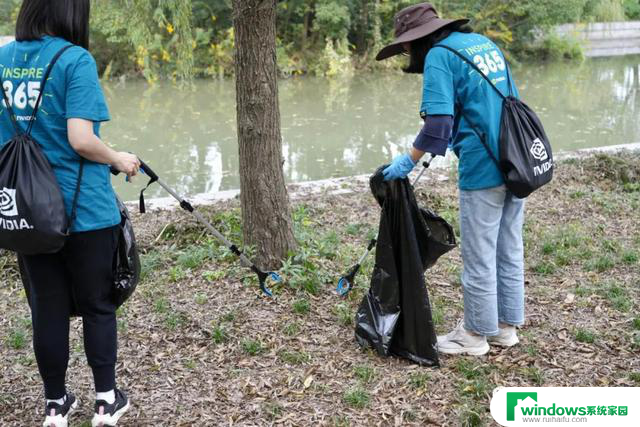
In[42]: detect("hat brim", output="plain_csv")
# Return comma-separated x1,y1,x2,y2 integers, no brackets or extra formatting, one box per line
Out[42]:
375,18,470,61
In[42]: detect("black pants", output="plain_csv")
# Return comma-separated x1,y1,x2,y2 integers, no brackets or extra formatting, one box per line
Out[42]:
19,226,119,399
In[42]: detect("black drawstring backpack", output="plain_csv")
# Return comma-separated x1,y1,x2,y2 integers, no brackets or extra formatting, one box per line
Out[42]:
434,45,554,199
0,44,83,255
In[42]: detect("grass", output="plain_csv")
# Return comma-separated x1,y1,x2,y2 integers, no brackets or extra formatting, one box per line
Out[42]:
278,350,310,365
585,255,616,273
630,372,640,385
211,326,228,344
283,322,301,336
455,359,494,400
523,366,545,385
622,250,638,264
633,318,640,330
533,261,556,275
458,405,484,427
575,328,597,344
6,329,26,350
597,282,632,312
292,298,311,315
333,302,353,327
353,365,375,383
263,401,283,420
241,339,264,356
408,372,431,390
164,312,187,330
153,297,169,314
343,386,370,409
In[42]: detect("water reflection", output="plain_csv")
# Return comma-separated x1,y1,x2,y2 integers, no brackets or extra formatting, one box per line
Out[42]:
103,56,640,201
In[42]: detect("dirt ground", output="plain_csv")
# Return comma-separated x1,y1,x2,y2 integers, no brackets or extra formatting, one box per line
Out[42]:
1,152,639,426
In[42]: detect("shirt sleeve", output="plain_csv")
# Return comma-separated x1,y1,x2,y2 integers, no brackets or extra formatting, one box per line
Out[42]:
420,48,455,117
413,115,453,156
65,51,110,122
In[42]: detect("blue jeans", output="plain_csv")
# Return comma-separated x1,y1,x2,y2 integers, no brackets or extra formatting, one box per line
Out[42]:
459,185,525,336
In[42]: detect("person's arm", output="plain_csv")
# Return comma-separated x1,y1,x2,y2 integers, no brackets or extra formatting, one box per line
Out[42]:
411,114,453,162
67,118,139,176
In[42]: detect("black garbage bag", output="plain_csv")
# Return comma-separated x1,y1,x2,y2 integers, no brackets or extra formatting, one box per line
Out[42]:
354,167,456,366
112,196,141,307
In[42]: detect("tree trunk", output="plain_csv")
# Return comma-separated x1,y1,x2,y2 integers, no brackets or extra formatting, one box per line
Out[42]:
232,0,296,269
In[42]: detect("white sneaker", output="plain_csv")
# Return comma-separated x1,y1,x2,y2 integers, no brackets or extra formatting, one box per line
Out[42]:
42,392,78,427
488,325,520,347
437,320,490,356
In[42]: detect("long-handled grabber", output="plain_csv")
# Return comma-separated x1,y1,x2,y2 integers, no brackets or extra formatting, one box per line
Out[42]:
335,154,436,297
134,159,282,297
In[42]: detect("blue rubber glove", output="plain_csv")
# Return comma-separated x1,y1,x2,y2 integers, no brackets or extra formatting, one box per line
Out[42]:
383,153,417,181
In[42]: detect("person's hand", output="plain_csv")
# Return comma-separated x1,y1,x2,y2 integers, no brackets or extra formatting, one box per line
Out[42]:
383,153,416,181
112,152,140,177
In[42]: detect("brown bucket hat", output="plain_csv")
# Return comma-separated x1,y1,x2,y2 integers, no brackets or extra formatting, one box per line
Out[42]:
376,2,469,61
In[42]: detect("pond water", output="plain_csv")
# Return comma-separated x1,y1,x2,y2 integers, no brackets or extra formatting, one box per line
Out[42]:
103,56,640,201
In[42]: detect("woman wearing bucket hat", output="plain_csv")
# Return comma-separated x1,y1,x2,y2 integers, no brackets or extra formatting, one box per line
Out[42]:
378,3,525,357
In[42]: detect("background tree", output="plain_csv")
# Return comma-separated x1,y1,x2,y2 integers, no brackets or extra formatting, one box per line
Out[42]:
232,0,297,268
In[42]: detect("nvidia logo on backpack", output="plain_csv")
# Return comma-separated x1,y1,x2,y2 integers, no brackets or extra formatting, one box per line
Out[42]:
0,187,34,230
0,188,18,216
530,138,552,177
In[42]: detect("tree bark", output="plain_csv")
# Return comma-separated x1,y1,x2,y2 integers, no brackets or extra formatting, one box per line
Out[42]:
232,0,296,269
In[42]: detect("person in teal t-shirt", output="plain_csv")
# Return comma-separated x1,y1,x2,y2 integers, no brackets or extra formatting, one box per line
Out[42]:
377,3,526,357
0,1,138,425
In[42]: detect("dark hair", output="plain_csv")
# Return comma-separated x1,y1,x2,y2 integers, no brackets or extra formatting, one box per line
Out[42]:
403,23,473,74
16,0,91,50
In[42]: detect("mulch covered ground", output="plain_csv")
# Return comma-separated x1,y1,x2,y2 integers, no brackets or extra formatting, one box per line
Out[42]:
1,153,639,426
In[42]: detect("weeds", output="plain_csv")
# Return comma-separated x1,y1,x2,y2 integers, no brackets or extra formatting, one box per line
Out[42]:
575,328,596,344
353,365,375,383
343,386,370,409
523,367,545,385
333,303,353,327
241,339,264,356
283,322,301,337
263,401,283,420
622,250,638,264
278,350,310,365
6,329,26,350
408,372,431,390
292,298,311,315
211,326,228,344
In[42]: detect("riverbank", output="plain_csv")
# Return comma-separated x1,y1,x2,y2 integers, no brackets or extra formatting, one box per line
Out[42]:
1,152,639,425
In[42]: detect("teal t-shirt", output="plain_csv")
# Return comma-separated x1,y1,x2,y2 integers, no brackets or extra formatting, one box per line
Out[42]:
0,36,119,232
420,32,519,191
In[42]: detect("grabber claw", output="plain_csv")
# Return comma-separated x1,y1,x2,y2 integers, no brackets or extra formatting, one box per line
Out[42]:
336,264,360,297
254,268,282,297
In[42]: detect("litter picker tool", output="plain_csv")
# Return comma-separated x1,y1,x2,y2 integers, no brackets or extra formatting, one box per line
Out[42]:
115,160,282,297
335,154,436,297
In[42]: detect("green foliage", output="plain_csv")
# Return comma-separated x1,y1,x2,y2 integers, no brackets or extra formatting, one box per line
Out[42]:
91,0,195,82
241,339,264,356
624,0,640,19
575,328,597,343
292,298,311,315
343,386,370,408
1,0,637,80
353,364,375,383
6,328,26,350
408,372,431,390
